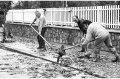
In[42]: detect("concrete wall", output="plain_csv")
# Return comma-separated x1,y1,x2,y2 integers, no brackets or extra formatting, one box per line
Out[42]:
5,23,120,53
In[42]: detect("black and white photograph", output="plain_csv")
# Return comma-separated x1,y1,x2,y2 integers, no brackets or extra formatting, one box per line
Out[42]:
0,0,120,78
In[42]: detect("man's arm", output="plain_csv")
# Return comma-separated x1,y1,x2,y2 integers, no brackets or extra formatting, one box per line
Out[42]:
82,26,92,46
31,17,37,26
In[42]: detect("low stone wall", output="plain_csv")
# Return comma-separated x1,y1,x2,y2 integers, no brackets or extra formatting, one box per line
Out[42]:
5,23,83,45
5,23,120,53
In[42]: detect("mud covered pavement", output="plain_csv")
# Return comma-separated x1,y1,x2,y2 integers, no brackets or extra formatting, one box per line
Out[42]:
0,39,120,78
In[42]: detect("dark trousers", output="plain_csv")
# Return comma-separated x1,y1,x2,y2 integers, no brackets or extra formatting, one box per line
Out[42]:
37,28,47,48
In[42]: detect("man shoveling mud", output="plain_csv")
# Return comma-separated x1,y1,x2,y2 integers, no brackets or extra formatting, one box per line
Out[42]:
72,15,87,52
80,20,120,62
31,11,47,50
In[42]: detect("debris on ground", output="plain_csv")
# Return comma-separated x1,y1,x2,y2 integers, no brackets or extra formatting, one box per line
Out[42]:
0,38,119,78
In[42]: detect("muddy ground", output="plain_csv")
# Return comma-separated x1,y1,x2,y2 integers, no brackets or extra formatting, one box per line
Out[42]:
0,38,120,78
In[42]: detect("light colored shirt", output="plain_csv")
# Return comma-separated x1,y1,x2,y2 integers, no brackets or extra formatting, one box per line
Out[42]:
83,22,109,45
35,16,46,27
35,16,46,33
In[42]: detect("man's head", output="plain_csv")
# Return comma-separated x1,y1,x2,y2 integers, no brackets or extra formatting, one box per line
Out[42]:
72,15,79,23
82,20,92,28
72,15,85,23
35,10,41,18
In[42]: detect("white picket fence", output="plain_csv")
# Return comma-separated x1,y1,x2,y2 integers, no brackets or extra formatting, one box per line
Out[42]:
6,5,120,29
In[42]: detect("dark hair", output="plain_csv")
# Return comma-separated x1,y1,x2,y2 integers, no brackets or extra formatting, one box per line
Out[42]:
73,15,78,19
83,20,92,25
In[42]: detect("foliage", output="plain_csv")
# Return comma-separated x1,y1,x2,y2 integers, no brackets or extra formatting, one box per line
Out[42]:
0,1,12,12
0,1,12,24
13,1,66,9
12,1,119,9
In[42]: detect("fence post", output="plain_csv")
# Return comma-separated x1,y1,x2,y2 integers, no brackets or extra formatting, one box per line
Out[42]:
64,8,66,25
118,5,120,29
51,8,53,25
12,10,13,23
23,10,24,24
97,6,100,22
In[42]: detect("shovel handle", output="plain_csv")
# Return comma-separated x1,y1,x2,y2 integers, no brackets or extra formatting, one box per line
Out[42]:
64,44,81,50
63,39,96,51
30,25,53,48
